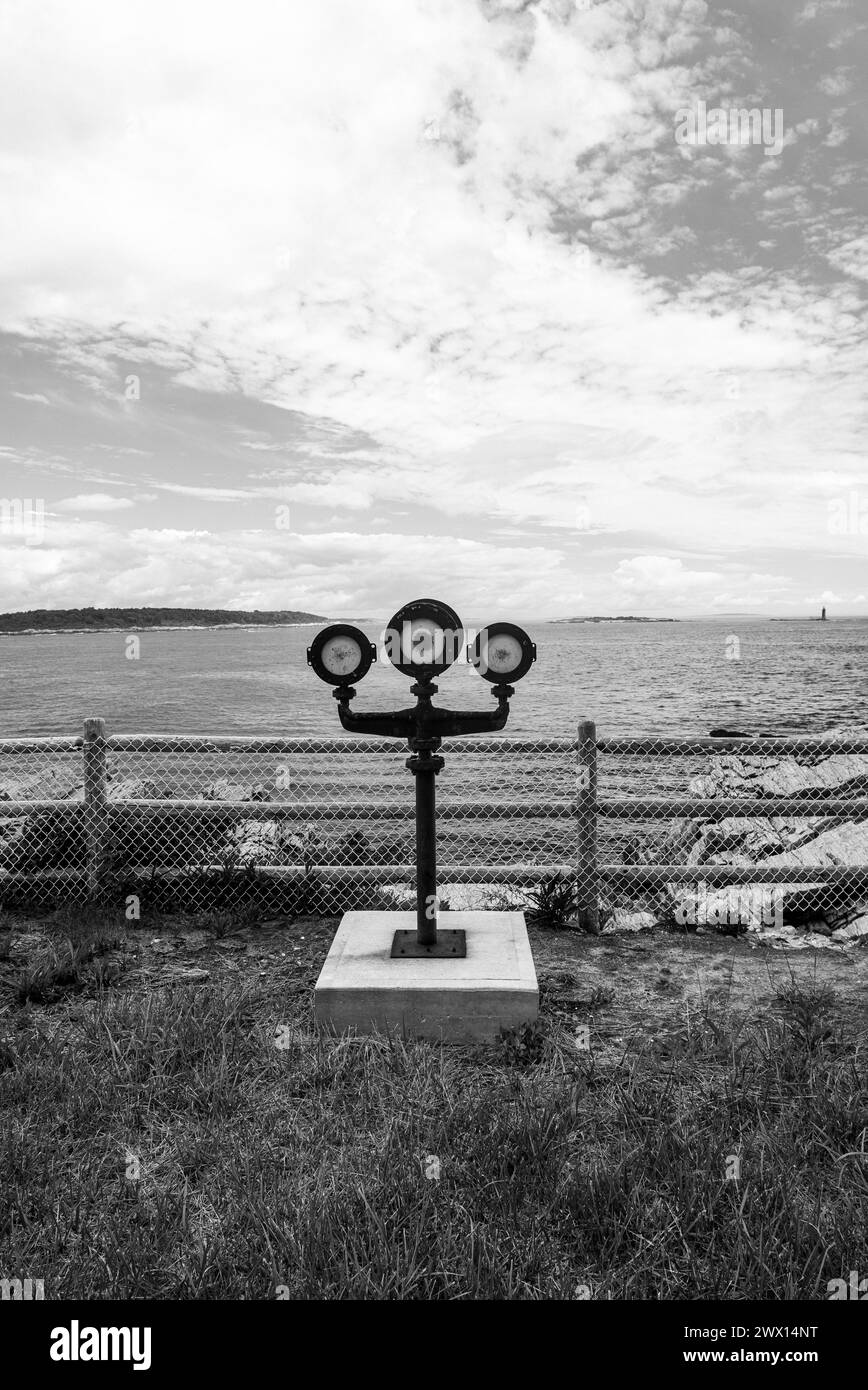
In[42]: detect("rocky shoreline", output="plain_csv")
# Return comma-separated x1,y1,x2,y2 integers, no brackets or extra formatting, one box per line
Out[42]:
628,724,868,948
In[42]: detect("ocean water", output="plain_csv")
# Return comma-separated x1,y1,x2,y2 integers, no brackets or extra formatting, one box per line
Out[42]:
0,617,866,740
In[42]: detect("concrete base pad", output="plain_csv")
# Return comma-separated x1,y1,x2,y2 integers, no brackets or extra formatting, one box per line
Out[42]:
314,911,538,1043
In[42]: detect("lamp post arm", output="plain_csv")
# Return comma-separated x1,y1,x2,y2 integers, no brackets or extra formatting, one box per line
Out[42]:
428,705,508,736
333,687,418,739
334,681,514,742
426,684,515,738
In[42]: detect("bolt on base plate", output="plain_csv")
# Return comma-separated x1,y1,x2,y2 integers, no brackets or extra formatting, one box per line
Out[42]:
390,928,467,958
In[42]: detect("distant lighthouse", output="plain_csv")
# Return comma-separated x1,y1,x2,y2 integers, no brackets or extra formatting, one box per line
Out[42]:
820,606,827,621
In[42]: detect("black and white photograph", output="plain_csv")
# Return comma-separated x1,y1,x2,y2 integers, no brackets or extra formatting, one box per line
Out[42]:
0,0,866,1355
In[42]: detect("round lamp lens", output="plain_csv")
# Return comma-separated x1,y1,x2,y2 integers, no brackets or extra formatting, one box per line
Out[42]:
322,634,362,679
485,633,523,676
307,624,376,686
386,598,463,676
471,622,536,683
407,617,443,665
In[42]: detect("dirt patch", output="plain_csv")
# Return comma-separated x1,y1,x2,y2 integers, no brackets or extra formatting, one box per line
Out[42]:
1,911,864,1053
531,925,866,1059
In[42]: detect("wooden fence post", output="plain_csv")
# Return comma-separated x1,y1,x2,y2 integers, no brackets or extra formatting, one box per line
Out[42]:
84,717,109,901
577,718,599,933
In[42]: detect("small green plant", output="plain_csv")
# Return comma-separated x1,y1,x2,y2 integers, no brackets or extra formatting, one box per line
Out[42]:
656,892,697,933
13,931,127,1005
282,827,322,915
588,985,615,1011
90,956,125,991
524,873,580,931
774,980,837,1051
499,1018,547,1066
205,909,239,939
46,901,123,942
15,939,89,1004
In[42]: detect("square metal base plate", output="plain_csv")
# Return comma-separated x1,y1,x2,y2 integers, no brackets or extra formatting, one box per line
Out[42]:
390,928,467,958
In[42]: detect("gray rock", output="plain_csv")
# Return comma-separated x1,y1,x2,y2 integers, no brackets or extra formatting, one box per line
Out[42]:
605,908,656,933
831,913,868,942
108,777,162,800
232,820,282,863
0,768,84,801
200,780,257,802
665,727,868,938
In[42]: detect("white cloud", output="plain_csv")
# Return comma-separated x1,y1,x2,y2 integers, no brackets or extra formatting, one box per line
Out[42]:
614,555,721,594
826,237,868,281
0,520,573,617
55,492,135,512
0,0,864,614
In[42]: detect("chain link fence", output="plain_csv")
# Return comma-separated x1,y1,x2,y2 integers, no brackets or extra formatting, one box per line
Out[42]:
593,728,868,941
1,723,866,940
0,729,576,918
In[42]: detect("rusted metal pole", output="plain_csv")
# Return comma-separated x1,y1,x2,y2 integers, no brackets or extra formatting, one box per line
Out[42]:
577,718,599,934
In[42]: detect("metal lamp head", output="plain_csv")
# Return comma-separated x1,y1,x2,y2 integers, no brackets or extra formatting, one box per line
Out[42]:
469,622,537,683
311,595,536,957
384,597,464,679
307,623,377,686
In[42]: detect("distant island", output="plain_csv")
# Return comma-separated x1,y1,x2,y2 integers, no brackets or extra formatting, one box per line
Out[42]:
554,615,678,624
771,606,829,622
0,606,328,634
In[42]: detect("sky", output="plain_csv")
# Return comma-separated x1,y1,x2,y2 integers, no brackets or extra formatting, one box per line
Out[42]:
0,0,866,621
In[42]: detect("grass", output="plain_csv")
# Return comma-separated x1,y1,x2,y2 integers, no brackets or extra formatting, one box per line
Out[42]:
0,915,865,1299
10,907,128,1004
